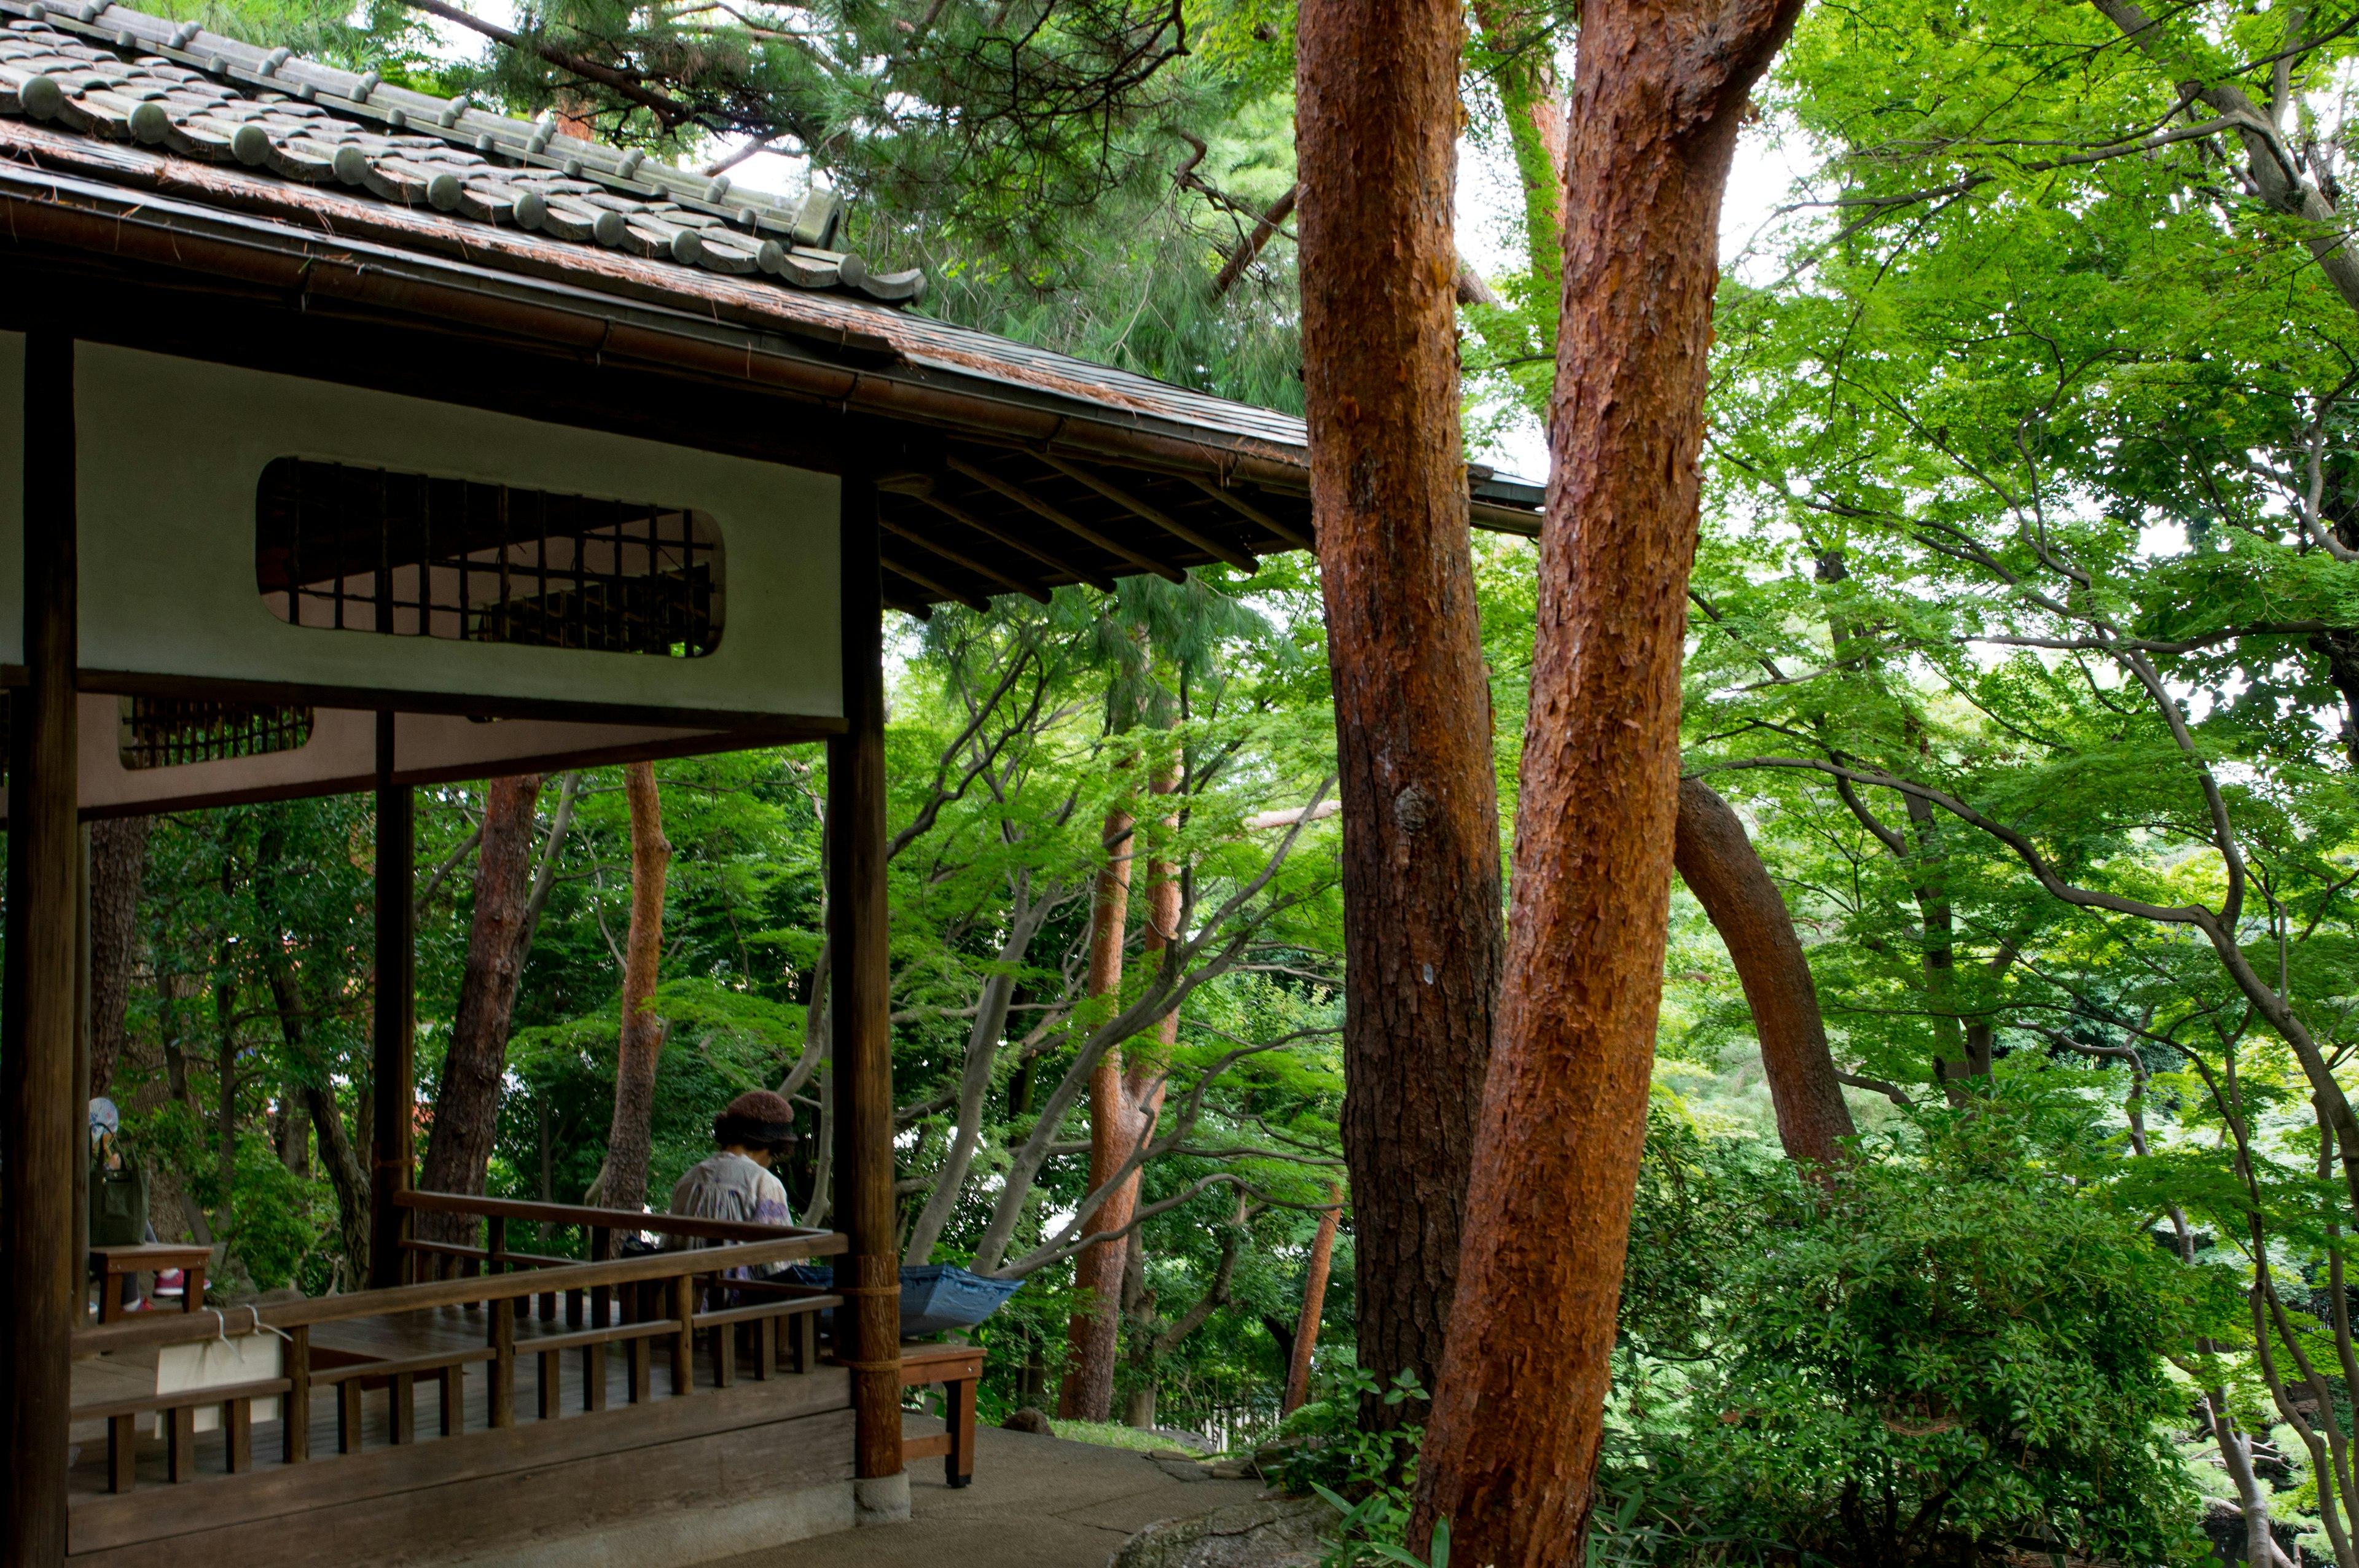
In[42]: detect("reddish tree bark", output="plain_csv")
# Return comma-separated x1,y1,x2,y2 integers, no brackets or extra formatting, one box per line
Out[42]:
417,775,542,1242
592,762,670,1212
1672,779,1855,1165
1283,1184,1344,1415
1297,0,1504,1432
1409,0,1804,1557
1059,805,1135,1421
87,815,148,1098
1060,774,1180,1422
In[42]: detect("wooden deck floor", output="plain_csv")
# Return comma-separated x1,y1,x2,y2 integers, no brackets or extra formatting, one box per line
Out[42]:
68,1301,822,1502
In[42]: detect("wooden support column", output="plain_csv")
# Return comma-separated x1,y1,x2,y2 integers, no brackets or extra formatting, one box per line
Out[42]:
4,330,82,1566
369,711,415,1290
829,468,904,1488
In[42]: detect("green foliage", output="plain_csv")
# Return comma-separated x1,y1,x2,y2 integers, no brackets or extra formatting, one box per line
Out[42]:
1599,1093,2223,1566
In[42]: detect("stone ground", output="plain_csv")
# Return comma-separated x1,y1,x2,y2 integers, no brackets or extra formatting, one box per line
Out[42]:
710,1418,1270,1568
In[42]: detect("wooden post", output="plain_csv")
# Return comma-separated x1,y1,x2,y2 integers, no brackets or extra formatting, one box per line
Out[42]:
370,711,415,1290
830,467,904,1491
4,330,82,1566
72,824,90,1320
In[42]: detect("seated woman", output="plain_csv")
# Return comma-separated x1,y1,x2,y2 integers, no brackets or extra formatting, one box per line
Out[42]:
665,1089,800,1278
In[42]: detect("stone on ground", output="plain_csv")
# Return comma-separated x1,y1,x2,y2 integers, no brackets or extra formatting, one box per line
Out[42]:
1106,1497,1327,1568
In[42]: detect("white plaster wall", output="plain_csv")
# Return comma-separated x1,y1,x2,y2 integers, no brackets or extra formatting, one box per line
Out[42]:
73,345,840,720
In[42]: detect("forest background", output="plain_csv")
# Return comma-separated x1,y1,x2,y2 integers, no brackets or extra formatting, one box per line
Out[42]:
68,0,2359,1559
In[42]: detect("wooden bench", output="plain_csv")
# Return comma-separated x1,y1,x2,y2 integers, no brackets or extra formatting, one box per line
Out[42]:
899,1341,982,1488
90,1244,211,1324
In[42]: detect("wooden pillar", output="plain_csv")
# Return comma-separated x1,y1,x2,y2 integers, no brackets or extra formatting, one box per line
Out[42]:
829,469,902,1487
369,711,415,1290
4,331,81,1566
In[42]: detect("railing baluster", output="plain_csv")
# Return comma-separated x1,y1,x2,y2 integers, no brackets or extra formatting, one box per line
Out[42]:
538,1349,561,1420
168,1405,196,1482
584,1340,608,1413
439,1365,463,1437
670,1274,696,1395
225,1397,252,1473
753,1316,775,1383
283,1325,311,1464
489,1296,516,1428
107,1413,137,1493
389,1371,417,1444
338,1381,364,1454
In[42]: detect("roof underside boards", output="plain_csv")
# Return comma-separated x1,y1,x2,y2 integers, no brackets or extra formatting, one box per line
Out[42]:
0,0,1546,612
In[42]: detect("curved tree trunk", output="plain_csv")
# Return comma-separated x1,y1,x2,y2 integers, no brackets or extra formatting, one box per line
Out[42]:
1408,0,1802,1556
1059,806,1136,1421
1283,1184,1343,1415
1297,0,1504,1433
1672,779,1855,1164
1060,773,1180,1422
417,775,542,1244
590,762,670,1215
87,815,148,1099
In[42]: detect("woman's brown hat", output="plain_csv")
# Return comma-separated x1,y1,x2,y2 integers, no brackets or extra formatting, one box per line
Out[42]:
715,1088,798,1149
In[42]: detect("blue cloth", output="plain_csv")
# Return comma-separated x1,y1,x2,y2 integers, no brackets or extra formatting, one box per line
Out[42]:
788,1263,1022,1338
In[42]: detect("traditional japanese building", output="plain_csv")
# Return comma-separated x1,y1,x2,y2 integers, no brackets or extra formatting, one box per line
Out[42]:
0,6,1541,1562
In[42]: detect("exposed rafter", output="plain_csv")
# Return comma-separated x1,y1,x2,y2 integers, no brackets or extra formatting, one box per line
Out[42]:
1187,477,1314,551
1041,458,1259,574
882,555,987,612
878,515,1050,604
947,456,1186,584
917,492,1115,593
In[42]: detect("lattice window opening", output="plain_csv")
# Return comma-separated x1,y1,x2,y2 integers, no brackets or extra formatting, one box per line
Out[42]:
256,459,725,658
119,696,316,771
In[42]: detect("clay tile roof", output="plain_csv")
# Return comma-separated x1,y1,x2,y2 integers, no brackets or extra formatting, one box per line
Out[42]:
0,0,926,304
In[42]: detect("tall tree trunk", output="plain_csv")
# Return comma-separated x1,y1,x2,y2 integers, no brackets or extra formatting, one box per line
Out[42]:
1471,0,1570,299
87,816,147,1099
1062,775,1181,1424
590,762,670,1214
1059,806,1136,1421
416,775,542,1244
1297,0,1504,1433
1672,780,1855,1164
1409,0,1802,1556
1283,1184,1343,1415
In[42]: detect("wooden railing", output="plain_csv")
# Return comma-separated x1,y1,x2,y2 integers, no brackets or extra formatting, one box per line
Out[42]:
68,1192,847,1496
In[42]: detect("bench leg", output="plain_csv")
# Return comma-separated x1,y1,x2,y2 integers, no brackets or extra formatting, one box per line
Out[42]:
945,1376,976,1489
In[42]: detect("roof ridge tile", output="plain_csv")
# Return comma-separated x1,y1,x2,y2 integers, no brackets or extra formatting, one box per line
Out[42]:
0,0,930,304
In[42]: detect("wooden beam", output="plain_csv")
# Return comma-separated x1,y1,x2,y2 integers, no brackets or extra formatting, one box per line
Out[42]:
1187,476,1315,551
831,470,904,1489
882,594,933,622
917,491,1115,593
370,711,415,1290
878,515,1051,604
1041,457,1260,574
946,456,1184,584
4,327,79,1568
881,555,988,614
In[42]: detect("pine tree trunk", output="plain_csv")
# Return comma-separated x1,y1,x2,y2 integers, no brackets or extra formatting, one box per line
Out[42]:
1672,779,1855,1164
1297,0,1504,1433
87,815,147,1099
1283,1185,1342,1415
1409,0,1802,1556
593,762,670,1214
1060,779,1181,1421
1059,806,1135,1421
417,775,542,1243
